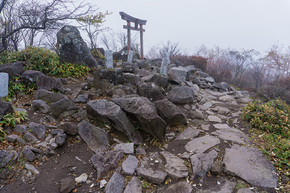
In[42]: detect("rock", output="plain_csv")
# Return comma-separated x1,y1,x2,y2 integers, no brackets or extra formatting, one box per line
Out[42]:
175,126,200,140
59,122,78,135
114,143,134,154
211,106,230,115
13,125,27,134
224,144,278,188
75,173,88,184
0,150,14,168
123,73,141,84
122,155,139,175
91,150,123,178
22,147,36,162
105,171,124,193
237,188,254,193
0,100,13,118
33,89,66,103
20,70,44,85
77,120,109,153
160,151,188,178
208,115,222,123
136,82,165,102
211,160,223,175
32,100,50,113
197,179,236,193
57,25,97,68
168,67,191,83
155,99,187,126
136,147,146,155
185,135,220,154
60,177,75,193
200,124,210,131
136,153,167,184
23,132,38,142
36,75,64,92
6,134,18,143
205,76,215,83
124,176,142,193
190,150,218,178
199,101,213,110
211,127,250,144
152,74,169,88
55,133,67,146
167,86,194,105
212,82,228,92
28,122,46,139
100,179,107,189
189,109,206,120
0,61,24,78
74,94,89,103
219,95,235,102
157,181,192,193
111,97,166,141
86,99,142,144
50,97,79,118
51,129,64,136
25,163,39,175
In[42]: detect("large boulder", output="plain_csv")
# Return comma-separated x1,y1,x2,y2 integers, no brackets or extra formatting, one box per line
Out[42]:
167,86,195,105
77,120,109,153
155,99,187,126
56,25,97,68
33,89,66,103
0,61,25,78
0,100,13,119
36,75,65,92
50,97,79,118
111,97,167,141
136,82,165,102
20,70,45,85
86,99,142,144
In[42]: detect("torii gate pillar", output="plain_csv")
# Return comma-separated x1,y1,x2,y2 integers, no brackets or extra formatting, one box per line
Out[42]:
119,12,147,60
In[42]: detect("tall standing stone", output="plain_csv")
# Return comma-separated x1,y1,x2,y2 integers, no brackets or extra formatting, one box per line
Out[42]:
160,53,170,76
105,50,114,69
56,25,98,68
0,73,8,97
127,50,134,63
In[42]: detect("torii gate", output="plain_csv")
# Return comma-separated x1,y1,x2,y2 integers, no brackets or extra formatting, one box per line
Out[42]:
119,12,147,60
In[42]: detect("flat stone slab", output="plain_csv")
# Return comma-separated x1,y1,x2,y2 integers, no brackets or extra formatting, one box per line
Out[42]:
208,115,222,123
114,143,134,154
124,176,142,193
160,151,188,178
174,126,200,140
196,179,236,193
122,155,138,175
212,127,250,144
224,145,278,188
157,181,193,193
185,135,220,154
136,153,167,184
190,149,218,178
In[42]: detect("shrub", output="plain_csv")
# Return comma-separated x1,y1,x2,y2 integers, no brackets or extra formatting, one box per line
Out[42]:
170,55,208,71
0,47,90,78
242,99,289,136
242,99,289,176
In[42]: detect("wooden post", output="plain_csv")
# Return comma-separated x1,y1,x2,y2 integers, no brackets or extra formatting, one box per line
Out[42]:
140,25,144,60
127,21,131,55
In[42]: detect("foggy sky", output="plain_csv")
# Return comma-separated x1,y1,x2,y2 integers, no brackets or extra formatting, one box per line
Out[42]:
86,0,290,54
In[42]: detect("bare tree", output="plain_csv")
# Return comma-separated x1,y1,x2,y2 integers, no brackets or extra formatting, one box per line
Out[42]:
0,0,96,52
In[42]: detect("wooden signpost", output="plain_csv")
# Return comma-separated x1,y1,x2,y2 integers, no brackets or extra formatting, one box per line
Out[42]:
119,12,147,60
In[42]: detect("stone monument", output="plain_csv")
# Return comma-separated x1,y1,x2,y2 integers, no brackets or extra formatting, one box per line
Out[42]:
105,50,114,69
160,53,170,76
0,73,8,97
127,50,134,63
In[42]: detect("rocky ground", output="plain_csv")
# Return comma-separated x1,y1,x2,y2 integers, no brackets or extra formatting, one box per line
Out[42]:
0,59,285,193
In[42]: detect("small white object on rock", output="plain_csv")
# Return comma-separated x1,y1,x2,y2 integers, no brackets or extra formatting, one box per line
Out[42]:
100,179,107,188
75,173,88,184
